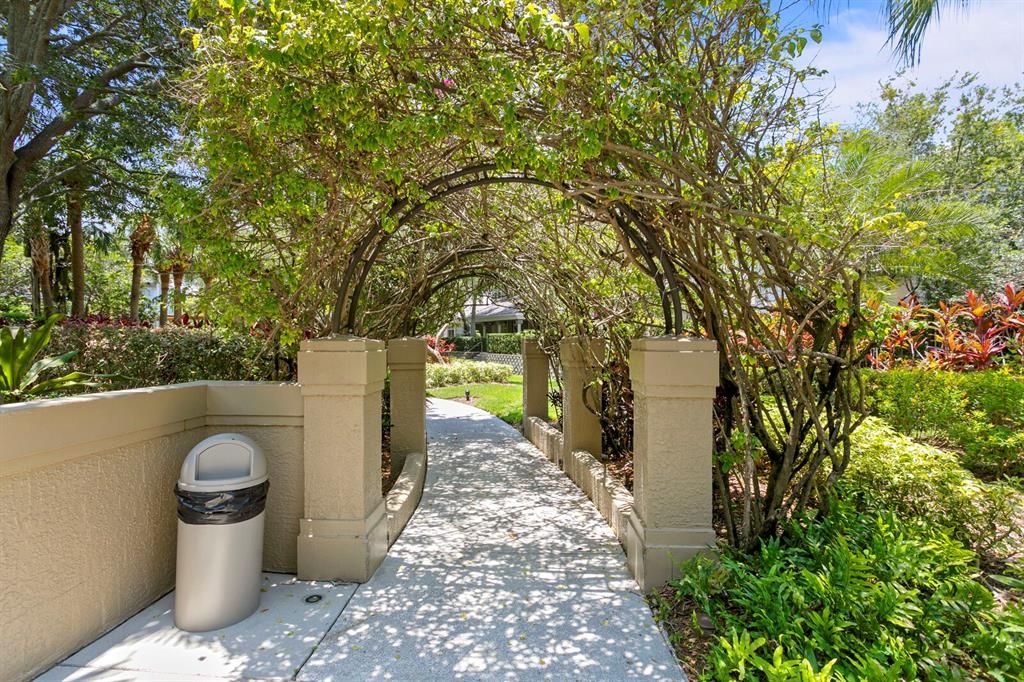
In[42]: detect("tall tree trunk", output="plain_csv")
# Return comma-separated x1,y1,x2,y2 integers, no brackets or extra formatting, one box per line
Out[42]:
159,268,170,326
68,178,85,318
0,158,27,264
128,215,154,323
30,220,54,318
129,260,144,322
172,263,184,324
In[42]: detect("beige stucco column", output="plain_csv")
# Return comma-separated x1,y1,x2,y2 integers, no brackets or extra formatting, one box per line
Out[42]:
296,336,387,582
387,337,427,478
522,338,549,422
559,337,604,472
626,336,718,590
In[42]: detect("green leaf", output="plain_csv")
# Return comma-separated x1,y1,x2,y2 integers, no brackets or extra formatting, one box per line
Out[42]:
574,22,590,45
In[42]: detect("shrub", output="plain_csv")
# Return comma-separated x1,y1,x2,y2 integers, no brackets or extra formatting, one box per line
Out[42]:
482,332,525,354
661,502,1024,681
0,293,33,324
0,315,106,403
865,368,1024,480
48,323,279,389
842,417,1021,560
423,334,454,355
425,359,511,388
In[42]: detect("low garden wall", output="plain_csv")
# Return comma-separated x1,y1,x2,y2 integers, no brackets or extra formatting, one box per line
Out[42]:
385,451,427,545
0,381,304,682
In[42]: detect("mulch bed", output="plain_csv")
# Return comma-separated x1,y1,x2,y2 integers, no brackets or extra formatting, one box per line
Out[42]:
650,586,716,679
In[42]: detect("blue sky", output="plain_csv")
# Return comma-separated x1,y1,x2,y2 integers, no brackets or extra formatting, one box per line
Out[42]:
781,0,1024,124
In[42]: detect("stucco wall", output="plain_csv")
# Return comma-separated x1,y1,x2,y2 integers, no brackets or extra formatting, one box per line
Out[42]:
0,382,303,682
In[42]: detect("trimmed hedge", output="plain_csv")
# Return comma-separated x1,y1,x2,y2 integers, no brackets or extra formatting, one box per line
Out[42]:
452,335,484,351
482,332,524,354
48,324,280,390
426,359,511,388
450,332,529,354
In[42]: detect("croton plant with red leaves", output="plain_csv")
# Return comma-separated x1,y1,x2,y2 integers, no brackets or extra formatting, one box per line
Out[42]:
866,284,1024,371
423,334,455,356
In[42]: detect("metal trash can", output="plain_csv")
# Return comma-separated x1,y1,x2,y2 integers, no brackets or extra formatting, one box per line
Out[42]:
174,433,268,632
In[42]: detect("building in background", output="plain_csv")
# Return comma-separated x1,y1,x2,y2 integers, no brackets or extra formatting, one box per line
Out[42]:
443,294,527,337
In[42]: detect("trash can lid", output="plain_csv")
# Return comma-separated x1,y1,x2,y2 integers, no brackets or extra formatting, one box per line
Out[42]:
179,433,268,492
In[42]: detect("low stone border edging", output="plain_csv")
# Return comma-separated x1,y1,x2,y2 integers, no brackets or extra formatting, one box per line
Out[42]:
524,417,633,545
385,451,427,546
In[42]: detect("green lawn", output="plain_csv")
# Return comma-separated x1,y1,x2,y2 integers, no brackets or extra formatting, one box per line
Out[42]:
427,374,557,426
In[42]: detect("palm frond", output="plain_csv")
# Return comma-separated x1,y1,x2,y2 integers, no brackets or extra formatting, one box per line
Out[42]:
885,0,972,65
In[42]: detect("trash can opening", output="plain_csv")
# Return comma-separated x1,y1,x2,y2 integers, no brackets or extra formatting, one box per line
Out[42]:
197,441,254,480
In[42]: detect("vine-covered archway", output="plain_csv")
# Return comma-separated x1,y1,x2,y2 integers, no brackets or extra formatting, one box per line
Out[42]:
182,0,888,547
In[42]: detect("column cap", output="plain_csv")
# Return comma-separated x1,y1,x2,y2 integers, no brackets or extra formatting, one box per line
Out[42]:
559,336,605,366
300,335,385,352
631,336,717,353
387,337,427,365
298,336,387,388
630,336,718,389
522,337,546,355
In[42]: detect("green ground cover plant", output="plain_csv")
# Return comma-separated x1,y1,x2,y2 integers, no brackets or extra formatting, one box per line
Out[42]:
659,502,1024,681
428,374,558,426
425,359,511,388
865,368,1024,481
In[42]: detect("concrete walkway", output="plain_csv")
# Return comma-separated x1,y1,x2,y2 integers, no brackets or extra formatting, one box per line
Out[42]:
299,399,683,681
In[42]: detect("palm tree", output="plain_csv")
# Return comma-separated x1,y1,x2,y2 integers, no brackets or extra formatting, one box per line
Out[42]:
128,214,155,323
67,176,85,318
168,246,189,325
28,216,55,318
151,238,172,327
158,266,171,326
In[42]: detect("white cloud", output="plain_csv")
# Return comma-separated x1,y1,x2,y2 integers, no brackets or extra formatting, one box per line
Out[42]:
800,0,1024,124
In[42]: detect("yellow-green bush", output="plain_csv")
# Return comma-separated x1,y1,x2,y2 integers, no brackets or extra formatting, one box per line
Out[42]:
842,417,1020,559
425,359,511,388
865,369,1024,480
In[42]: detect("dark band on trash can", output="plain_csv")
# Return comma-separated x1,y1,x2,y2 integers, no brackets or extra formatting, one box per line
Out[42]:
175,480,269,525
